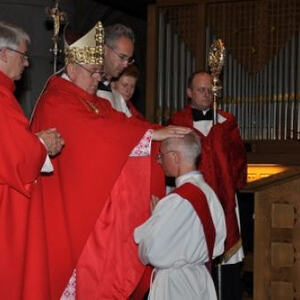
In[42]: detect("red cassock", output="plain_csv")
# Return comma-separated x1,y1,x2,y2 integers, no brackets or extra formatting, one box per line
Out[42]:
0,70,48,299
169,104,247,259
30,76,155,299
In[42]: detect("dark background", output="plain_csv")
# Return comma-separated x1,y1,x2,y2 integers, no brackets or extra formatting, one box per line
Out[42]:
0,0,154,117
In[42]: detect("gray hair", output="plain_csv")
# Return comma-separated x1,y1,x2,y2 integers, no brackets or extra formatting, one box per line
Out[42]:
163,131,201,164
0,21,30,50
104,23,135,49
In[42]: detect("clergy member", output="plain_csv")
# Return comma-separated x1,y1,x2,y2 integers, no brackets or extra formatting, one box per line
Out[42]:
134,132,226,299
97,23,135,116
99,25,167,299
169,71,247,299
30,21,190,299
0,20,64,299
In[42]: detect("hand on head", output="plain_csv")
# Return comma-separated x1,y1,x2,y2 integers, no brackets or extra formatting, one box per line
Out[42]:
152,125,192,141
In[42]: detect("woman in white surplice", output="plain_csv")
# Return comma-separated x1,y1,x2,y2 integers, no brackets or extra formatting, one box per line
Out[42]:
134,133,226,299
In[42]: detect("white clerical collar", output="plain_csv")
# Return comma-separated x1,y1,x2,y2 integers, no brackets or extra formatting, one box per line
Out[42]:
202,109,210,115
61,73,70,81
191,106,211,115
175,170,203,187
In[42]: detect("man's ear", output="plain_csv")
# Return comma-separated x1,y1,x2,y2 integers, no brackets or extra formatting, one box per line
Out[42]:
103,45,110,60
66,63,76,80
186,87,192,99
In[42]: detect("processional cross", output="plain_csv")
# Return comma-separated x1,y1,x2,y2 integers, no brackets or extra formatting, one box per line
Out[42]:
46,0,66,73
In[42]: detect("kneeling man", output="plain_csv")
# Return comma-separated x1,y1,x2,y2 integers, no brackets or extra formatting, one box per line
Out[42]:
134,132,226,299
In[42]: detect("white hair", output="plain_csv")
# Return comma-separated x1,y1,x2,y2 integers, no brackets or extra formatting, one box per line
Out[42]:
163,132,201,164
0,21,30,50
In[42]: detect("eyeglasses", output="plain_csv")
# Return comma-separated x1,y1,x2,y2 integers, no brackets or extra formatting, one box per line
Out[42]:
76,63,104,78
6,47,29,61
108,46,135,65
156,151,175,162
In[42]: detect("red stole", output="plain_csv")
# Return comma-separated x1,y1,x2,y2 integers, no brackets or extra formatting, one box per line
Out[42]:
173,183,216,268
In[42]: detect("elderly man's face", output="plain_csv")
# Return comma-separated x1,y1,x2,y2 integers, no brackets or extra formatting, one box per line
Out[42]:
4,39,29,81
70,63,103,94
187,73,213,111
104,37,134,79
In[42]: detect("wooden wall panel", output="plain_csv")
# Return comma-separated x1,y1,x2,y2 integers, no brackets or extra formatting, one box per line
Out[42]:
251,171,300,299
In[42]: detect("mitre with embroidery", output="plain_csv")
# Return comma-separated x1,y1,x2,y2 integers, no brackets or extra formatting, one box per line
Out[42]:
64,21,104,65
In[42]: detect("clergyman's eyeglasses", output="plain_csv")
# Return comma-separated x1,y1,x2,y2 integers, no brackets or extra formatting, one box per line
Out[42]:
6,47,29,61
108,46,135,65
75,63,104,78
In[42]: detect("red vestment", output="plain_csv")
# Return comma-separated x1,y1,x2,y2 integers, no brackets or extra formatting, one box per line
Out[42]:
169,104,247,259
0,70,48,299
126,101,165,202
127,100,144,120
31,76,154,299
125,101,165,300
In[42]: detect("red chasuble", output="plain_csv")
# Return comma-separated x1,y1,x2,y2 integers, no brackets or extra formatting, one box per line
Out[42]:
126,101,165,201
30,76,154,299
169,104,247,259
0,70,47,299
126,101,165,300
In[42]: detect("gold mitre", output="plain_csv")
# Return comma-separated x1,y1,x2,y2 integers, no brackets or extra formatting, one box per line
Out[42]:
64,21,104,65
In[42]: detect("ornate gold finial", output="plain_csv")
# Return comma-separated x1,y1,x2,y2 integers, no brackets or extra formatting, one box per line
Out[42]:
64,21,104,65
208,39,226,123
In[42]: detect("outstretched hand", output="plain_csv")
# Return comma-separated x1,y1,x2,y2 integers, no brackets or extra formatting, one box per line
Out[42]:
152,125,191,141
